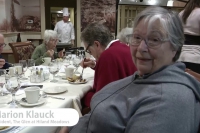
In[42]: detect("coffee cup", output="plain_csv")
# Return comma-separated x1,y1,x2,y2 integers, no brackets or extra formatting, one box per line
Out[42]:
65,66,75,78
42,57,51,65
14,65,22,74
9,67,15,76
24,87,40,104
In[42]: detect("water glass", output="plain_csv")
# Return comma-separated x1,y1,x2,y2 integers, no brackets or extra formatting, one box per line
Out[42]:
27,59,35,72
48,61,59,82
5,76,20,108
0,69,6,96
64,51,72,64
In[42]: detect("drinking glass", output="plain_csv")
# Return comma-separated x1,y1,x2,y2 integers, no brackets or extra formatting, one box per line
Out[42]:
13,63,23,79
27,59,35,73
72,56,82,74
48,61,59,82
5,75,20,108
19,60,28,80
0,69,6,96
64,51,72,64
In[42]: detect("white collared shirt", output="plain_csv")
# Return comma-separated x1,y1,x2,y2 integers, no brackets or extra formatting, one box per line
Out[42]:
105,39,119,50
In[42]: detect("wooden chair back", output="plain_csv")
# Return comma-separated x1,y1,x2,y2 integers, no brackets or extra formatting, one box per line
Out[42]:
9,41,35,63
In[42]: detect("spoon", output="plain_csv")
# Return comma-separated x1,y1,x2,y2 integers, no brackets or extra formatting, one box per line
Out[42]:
42,94,65,100
21,98,27,102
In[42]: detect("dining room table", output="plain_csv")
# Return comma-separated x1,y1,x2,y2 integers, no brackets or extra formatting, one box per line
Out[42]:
0,62,95,133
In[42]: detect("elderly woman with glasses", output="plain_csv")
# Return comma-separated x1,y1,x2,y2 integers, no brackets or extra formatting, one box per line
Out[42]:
80,22,137,113
60,6,200,133
0,33,11,69
31,30,64,66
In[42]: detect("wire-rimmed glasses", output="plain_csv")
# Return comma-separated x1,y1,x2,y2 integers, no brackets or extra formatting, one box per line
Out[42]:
127,34,169,49
85,44,92,54
0,43,6,47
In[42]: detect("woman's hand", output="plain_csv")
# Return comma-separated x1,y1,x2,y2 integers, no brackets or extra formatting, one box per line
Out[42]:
46,49,54,57
58,49,65,58
0,59,5,68
80,58,96,68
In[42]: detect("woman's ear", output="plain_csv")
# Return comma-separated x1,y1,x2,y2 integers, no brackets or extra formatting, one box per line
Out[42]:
93,41,101,48
172,50,177,57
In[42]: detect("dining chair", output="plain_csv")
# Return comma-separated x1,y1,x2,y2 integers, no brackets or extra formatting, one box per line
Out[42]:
185,68,200,82
27,39,43,46
9,41,35,63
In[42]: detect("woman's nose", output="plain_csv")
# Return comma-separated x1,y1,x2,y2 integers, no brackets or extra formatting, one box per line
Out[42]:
137,40,148,52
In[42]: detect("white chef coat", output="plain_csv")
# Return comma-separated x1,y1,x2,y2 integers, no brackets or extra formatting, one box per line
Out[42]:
54,20,75,43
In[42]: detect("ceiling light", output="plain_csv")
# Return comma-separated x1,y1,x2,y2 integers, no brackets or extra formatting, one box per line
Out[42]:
167,0,174,6
148,0,157,5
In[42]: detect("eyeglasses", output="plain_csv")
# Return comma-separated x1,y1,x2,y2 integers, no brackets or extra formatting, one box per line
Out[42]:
127,34,168,49
49,39,58,43
85,44,92,54
0,43,6,47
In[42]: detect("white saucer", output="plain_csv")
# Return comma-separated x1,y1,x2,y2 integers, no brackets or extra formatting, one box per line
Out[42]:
0,126,14,133
43,86,68,94
19,98,46,107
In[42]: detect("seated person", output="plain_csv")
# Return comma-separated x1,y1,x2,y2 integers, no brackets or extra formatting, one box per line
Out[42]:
117,20,133,46
31,30,64,66
80,22,137,110
60,6,200,133
0,33,11,69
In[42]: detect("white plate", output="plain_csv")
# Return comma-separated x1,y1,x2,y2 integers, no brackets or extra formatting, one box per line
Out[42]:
69,80,88,84
43,86,68,94
19,98,46,107
0,126,14,133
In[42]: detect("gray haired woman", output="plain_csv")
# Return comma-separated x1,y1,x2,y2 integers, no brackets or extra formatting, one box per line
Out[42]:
31,30,64,65
60,6,200,133
117,20,133,46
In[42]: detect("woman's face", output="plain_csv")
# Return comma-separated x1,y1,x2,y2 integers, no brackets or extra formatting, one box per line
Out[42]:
46,38,58,50
130,19,176,76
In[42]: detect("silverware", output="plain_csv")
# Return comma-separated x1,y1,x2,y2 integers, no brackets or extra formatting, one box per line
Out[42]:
48,96,65,100
80,58,86,80
42,94,65,100
80,68,84,80
21,98,27,102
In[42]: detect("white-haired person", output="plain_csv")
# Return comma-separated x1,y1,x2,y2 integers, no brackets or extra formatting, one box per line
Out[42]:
31,30,64,65
117,21,133,46
59,6,200,133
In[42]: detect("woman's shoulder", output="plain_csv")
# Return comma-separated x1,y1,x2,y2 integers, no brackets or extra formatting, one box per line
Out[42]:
194,7,200,11
34,44,45,52
189,8,200,17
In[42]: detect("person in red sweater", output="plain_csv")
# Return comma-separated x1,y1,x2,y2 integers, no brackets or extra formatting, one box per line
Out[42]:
81,22,137,113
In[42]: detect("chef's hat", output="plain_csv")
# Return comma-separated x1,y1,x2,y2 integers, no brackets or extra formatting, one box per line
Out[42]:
63,7,70,16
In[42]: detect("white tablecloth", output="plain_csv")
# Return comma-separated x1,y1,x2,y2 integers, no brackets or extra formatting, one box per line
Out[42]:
0,66,94,133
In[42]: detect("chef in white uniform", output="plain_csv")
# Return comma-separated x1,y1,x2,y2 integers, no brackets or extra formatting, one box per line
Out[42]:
54,8,75,47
